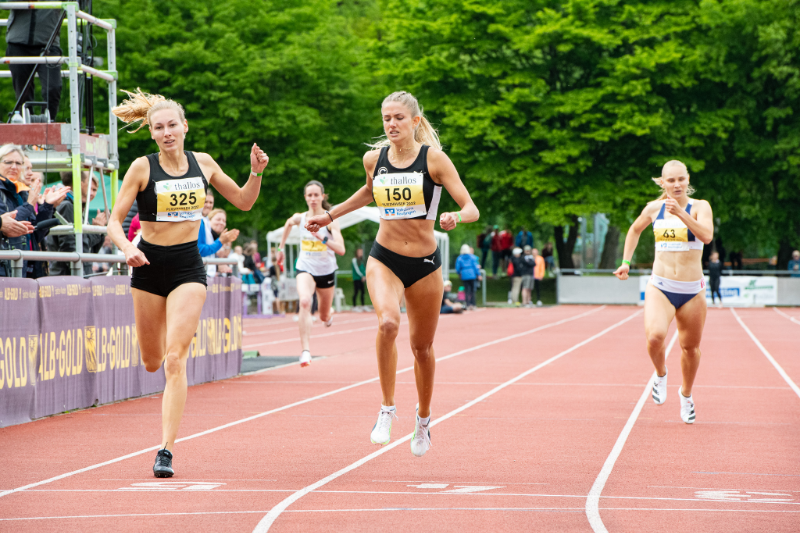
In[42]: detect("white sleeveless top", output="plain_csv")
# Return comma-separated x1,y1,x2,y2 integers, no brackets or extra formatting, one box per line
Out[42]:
295,212,338,276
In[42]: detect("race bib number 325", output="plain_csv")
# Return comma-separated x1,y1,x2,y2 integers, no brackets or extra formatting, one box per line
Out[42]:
156,177,206,222
373,172,425,219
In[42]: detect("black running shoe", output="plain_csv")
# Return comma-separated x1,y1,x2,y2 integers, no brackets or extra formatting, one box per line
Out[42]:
153,448,174,478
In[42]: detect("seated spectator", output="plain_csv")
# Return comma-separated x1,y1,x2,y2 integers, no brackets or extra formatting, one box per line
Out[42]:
46,170,106,277
441,280,463,314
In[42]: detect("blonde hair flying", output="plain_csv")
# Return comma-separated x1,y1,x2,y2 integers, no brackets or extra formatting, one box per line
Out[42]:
369,91,442,151
112,88,186,133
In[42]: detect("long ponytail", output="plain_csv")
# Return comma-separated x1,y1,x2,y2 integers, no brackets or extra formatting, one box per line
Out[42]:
304,180,332,210
368,91,442,151
112,88,186,133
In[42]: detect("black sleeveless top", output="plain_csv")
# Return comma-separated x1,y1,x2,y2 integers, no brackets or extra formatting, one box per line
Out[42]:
371,145,442,221
138,151,209,222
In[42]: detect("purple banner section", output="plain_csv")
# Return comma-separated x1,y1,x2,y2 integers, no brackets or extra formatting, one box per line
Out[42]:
0,279,39,427
0,277,242,428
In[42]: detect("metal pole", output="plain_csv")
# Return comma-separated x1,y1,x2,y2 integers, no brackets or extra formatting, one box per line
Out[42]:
481,268,487,306
66,3,83,275
555,268,561,304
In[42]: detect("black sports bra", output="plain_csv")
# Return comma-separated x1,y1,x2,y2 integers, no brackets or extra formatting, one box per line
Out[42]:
137,151,209,222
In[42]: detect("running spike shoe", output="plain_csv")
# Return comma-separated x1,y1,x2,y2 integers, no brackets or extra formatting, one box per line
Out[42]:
679,387,695,424
299,350,312,367
325,317,333,327
153,448,174,478
410,407,432,457
370,407,398,445
652,370,668,405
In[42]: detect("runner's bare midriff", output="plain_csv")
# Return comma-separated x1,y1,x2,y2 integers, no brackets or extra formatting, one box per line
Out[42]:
376,218,438,258
653,249,704,282
140,219,201,247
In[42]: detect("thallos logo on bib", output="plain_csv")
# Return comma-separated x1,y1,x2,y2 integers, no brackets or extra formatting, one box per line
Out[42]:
155,177,206,222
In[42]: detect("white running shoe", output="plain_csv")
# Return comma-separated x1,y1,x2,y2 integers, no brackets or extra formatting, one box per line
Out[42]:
299,350,312,367
324,317,333,327
652,370,668,405
679,387,695,424
370,407,398,445
410,407,432,457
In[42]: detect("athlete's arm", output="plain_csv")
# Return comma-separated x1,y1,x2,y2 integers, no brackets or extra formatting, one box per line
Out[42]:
196,144,268,211
669,198,714,245
108,157,150,267
323,221,346,256
614,202,659,280
427,149,479,231
306,150,379,232
276,213,302,267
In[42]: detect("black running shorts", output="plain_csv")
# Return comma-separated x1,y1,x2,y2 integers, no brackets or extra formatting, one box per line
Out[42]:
131,239,207,297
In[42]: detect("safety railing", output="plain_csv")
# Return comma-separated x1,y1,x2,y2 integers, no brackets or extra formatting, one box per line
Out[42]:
0,249,237,278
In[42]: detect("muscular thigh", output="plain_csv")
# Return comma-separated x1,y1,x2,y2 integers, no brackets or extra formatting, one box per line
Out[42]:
165,283,207,353
296,273,316,300
132,288,167,363
675,291,707,348
404,269,443,348
316,286,335,310
366,257,404,322
644,284,676,338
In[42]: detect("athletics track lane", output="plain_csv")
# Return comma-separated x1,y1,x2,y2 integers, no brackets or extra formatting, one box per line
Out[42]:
0,306,596,531
595,307,800,533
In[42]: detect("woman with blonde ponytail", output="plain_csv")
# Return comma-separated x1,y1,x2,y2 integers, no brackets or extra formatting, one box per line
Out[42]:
305,90,479,458
614,160,714,425
275,180,345,367
106,89,269,478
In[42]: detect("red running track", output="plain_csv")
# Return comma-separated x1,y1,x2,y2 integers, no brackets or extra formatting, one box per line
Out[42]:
0,306,798,532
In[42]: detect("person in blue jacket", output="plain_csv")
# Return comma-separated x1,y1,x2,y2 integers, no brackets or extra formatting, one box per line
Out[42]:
515,227,534,248
197,189,238,276
455,243,481,309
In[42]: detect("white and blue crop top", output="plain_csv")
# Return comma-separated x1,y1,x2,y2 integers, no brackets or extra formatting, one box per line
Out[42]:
652,200,704,252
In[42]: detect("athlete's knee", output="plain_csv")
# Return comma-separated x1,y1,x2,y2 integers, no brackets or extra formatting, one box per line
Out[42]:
410,341,433,362
682,345,701,360
299,296,313,311
378,315,400,339
143,358,162,373
646,330,667,349
163,350,187,379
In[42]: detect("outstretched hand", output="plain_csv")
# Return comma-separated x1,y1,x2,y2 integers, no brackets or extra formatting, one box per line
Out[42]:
250,143,269,175
305,214,330,234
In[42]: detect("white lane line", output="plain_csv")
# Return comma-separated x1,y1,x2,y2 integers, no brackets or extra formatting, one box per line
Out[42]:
773,307,800,326
6,507,800,522
244,317,378,336
586,330,679,533
732,308,800,400
243,324,390,349
0,306,603,500
253,308,639,532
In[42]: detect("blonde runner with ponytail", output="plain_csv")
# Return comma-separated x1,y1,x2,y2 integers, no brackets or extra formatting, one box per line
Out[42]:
112,88,186,133
369,91,442,151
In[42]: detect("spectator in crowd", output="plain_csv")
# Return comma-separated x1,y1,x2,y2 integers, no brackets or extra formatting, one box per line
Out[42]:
230,244,245,278
490,225,503,277
198,191,238,276
508,247,525,305
521,245,535,307
729,250,743,270
93,235,114,274
708,251,723,307
352,247,366,309
215,242,235,277
22,151,67,277
250,240,262,265
46,170,106,276
207,208,236,277
455,243,481,310
499,225,514,274
241,242,258,284
0,144,65,277
542,241,554,273
5,5,63,121
516,226,534,248
789,250,800,278
441,280,463,314
477,225,492,269
532,247,545,306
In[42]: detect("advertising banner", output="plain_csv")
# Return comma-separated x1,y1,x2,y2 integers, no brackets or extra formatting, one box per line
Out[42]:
0,277,242,428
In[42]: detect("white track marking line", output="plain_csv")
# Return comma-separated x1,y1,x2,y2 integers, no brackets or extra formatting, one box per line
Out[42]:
0,306,603,500
7,507,800,522
732,308,800,400
244,317,378,336
243,324,391,349
586,330,679,533
773,307,800,326
253,308,639,532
